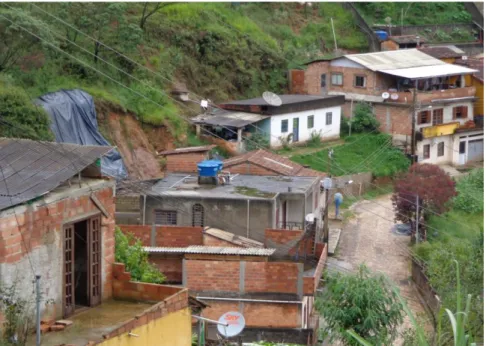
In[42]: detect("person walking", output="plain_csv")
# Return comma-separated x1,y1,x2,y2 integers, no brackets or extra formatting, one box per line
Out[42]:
334,192,343,218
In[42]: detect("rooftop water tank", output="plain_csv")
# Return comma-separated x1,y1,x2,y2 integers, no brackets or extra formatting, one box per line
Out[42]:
197,160,223,177
374,30,388,42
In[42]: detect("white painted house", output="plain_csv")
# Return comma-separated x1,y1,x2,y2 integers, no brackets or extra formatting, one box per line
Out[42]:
416,101,483,165
192,95,344,151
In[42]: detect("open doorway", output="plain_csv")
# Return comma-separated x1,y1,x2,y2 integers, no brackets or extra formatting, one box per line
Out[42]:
63,215,102,317
74,220,89,308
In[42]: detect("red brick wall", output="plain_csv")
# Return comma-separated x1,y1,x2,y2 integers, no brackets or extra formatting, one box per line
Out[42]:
149,255,183,283
201,301,301,328
245,262,300,294
118,225,203,247
381,40,399,51
107,263,189,340
165,152,207,173
374,104,412,136
225,162,277,176
289,69,306,94
265,228,314,257
0,183,116,320
203,234,243,247
185,261,240,292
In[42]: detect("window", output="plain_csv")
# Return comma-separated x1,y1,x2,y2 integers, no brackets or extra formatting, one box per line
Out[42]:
453,106,468,119
192,204,204,227
154,210,177,225
326,112,332,125
459,141,466,154
423,144,430,159
437,142,444,157
331,73,343,86
281,119,288,133
320,74,326,88
418,111,431,125
432,109,443,125
354,75,367,88
307,115,314,129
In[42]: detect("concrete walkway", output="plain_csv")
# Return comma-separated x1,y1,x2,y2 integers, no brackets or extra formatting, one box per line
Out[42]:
330,194,429,344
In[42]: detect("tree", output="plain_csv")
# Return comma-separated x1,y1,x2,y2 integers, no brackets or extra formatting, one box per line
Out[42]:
0,7,56,72
351,102,380,133
315,264,403,345
391,164,456,239
0,86,54,141
139,3,173,31
115,227,166,284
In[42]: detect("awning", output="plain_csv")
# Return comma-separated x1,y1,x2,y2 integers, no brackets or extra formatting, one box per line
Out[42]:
379,64,478,79
191,111,268,128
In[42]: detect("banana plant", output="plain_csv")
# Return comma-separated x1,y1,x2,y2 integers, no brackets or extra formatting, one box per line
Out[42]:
347,260,477,346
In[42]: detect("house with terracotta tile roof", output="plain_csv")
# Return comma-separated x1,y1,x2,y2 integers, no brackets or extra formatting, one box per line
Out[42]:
223,149,326,177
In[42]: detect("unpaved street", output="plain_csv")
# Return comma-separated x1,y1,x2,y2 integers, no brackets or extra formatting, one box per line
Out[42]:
328,194,429,343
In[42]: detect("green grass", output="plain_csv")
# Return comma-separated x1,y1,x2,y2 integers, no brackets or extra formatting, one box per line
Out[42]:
427,210,483,244
340,183,393,210
290,134,409,177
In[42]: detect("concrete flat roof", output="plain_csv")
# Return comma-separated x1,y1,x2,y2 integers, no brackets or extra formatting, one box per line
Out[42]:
148,173,318,200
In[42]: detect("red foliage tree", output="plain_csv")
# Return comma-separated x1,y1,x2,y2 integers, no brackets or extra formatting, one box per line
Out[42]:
392,164,456,238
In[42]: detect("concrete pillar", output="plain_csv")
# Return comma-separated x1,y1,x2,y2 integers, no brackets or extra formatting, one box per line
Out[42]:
196,124,201,136
237,128,243,152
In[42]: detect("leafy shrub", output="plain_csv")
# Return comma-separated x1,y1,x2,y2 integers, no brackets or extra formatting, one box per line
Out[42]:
245,131,270,151
115,227,166,284
351,102,380,133
0,86,54,141
307,129,322,146
453,168,484,213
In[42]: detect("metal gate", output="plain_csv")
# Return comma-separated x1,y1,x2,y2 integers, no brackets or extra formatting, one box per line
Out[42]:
468,139,483,162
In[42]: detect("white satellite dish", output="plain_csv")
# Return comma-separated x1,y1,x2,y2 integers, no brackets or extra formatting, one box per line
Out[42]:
390,93,399,100
305,213,315,222
217,311,245,337
200,100,208,108
382,92,390,99
262,91,282,106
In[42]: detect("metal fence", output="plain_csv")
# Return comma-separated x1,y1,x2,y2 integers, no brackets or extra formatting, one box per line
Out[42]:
411,257,441,326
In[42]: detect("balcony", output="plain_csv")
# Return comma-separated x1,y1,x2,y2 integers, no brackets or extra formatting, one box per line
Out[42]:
422,122,460,138
383,86,476,105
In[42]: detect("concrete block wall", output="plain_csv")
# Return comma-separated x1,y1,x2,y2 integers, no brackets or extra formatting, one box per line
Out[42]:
0,182,116,320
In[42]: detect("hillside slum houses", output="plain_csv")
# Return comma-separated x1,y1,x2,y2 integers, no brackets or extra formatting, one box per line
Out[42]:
290,48,483,165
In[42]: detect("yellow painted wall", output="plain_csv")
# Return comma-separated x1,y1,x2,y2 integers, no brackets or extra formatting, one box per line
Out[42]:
99,308,192,346
473,78,484,116
423,122,459,138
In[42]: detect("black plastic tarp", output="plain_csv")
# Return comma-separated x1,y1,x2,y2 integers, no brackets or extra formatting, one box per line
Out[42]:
36,89,128,179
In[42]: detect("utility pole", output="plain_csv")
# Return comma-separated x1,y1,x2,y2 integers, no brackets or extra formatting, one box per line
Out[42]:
349,99,354,137
410,79,418,161
331,18,338,54
415,194,420,244
35,275,41,346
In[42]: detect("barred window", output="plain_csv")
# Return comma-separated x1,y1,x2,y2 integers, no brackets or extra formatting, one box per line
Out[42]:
154,210,177,225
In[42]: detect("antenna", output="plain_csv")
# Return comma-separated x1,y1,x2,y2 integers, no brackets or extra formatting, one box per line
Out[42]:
381,92,390,99
262,91,282,106
217,311,245,338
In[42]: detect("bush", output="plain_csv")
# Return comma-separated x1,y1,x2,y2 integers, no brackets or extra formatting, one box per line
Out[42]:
307,129,322,146
245,131,270,151
453,168,484,213
115,227,166,284
351,102,380,133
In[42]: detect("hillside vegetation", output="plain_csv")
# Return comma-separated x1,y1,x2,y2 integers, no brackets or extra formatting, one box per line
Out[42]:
0,2,367,141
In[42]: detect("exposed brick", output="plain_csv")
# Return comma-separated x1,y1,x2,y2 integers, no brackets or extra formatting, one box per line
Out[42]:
49,324,65,332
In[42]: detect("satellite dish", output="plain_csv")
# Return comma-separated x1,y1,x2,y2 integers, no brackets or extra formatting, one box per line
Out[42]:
217,311,245,337
390,93,399,100
382,92,390,99
200,100,208,108
262,91,282,106
305,213,315,222
321,177,333,190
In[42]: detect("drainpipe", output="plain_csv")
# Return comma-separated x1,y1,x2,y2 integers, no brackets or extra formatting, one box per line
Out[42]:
142,194,147,225
246,199,250,238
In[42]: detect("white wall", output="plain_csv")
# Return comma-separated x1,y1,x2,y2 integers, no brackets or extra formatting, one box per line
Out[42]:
452,130,484,165
415,102,474,131
418,134,453,164
269,105,341,147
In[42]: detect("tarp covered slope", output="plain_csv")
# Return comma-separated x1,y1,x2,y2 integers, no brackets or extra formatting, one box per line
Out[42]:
36,89,128,179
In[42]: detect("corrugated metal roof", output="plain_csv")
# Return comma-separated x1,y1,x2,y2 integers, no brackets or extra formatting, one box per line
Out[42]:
203,227,265,248
144,245,275,256
380,64,478,79
345,49,443,71
0,138,113,211
191,111,268,128
419,46,465,59
223,94,337,106
327,91,385,103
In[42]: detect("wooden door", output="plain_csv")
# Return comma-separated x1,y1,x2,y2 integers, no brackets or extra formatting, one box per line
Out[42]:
63,224,75,317
88,216,102,307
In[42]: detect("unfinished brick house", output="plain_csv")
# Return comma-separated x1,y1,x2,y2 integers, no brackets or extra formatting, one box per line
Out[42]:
293,49,482,165
157,145,215,173
223,149,325,177
118,224,327,345
0,139,116,321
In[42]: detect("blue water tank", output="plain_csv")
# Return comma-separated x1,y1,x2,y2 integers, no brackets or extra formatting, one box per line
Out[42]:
197,160,223,177
374,30,388,42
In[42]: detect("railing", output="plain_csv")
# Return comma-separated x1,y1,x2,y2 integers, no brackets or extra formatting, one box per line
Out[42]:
276,222,304,230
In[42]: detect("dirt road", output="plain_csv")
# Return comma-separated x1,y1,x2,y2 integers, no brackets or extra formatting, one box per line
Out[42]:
328,194,429,343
